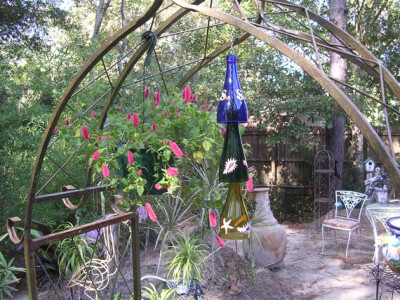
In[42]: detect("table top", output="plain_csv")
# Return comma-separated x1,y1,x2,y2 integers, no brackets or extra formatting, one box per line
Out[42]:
366,202,400,212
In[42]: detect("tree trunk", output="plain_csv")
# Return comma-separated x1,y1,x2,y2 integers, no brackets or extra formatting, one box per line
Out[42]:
117,0,128,73
92,0,111,44
326,0,348,190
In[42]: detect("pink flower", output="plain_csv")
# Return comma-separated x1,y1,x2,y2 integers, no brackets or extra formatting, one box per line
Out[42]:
82,126,89,140
144,87,150,99
191,94,197,101
91,110,96,117
166,167,179,176
183,85,191,103
152,123,157,131
155,92,161,102
163,139,168,145
120,107,123,113
155,183,168,190
126,113,131,120
102,165,109,178
152,92,161,109
221,126,226,138
215,235,225,248
138,169,143,176
169,100,174,105
145,203,157,222
117,102,122,107
205,104,210,111
169,141,183,157
53,126,58,133
128,151,134,165
65,119,70,126
132,113,139,127
209,210,217,227
164,111,168,117
246,176,253,192
92,151,100,160
98,136,102,141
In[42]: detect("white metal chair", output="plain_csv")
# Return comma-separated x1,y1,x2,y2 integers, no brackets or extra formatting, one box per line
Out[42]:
321,190,368,258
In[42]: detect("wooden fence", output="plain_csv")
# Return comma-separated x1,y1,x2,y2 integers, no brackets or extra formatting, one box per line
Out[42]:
242,127,400,221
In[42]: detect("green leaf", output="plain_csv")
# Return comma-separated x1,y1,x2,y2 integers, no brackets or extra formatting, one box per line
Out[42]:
202,140,212,152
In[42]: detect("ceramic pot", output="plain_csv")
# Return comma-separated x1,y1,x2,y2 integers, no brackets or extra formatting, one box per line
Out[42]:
382,217,400,275
243,187,287,268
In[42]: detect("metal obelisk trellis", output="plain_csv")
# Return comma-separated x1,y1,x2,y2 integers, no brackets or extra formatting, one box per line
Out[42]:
6,0,400,298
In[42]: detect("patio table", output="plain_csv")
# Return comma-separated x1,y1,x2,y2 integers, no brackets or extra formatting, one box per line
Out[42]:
366,202,400,262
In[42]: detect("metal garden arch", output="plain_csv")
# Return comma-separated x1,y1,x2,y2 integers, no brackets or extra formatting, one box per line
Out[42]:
6,0,400,298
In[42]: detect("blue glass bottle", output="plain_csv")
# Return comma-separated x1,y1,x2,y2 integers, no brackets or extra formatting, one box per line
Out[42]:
217,54,248,124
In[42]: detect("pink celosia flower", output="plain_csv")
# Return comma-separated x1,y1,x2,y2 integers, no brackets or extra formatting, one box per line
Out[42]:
92,151,100,160
132,114,139,127
209,210,217,227
82,126,89,140
221,126,226,138
247,176,253,192
164,111,168,117
155,92,160,102
65,119,70,126
126,113,131,120
91,110,96,117
169,141,183,157
53,126,58,133
102,165,109,178
117,102,122,107
166,167,179,176
138,169,143,176
128,151,134,165
191,94,197,101
144,87,150,99
152,92,161,109
183,85,191,103
205,104,210,111
152,123,157,131
98,136,102,141
145,203,157,222
169,100,174,105
215,235,225,248
163,139,168,145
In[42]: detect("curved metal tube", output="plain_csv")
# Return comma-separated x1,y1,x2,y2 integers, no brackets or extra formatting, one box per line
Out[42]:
172,0,400,193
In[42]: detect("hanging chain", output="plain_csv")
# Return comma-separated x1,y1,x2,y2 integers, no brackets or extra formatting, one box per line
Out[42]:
229,27,235,53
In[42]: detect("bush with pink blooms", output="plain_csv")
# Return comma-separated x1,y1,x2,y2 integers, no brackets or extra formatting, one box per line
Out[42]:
60,86,223,208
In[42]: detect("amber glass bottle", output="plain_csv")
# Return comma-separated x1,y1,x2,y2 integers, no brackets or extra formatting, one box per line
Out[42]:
219,182,250,240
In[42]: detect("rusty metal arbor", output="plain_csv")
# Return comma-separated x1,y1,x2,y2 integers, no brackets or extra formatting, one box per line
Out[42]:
6,0,400,298
314,146,335,230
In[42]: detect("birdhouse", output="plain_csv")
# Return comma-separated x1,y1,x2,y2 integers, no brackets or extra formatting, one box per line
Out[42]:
364,157,376,173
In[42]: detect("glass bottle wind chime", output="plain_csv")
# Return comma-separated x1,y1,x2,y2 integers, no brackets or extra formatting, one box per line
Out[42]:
217,35,250,240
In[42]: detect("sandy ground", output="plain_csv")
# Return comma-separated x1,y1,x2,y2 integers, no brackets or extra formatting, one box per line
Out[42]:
14,215,400,299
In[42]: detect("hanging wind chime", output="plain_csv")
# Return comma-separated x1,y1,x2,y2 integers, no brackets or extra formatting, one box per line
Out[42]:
217,53,250,240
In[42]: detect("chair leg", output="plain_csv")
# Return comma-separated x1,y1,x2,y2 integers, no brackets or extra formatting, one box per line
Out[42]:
346,230,353,259
334,230,337,245
321,225,325,254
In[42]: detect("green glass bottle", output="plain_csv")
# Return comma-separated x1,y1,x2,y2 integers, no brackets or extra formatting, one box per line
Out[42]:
219,123,248,183
219,182,250,240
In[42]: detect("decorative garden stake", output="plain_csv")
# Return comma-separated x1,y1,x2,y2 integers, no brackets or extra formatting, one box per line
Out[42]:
218,54,250,240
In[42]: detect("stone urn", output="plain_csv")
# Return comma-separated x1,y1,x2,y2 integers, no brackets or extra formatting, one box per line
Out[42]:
243,187,287,268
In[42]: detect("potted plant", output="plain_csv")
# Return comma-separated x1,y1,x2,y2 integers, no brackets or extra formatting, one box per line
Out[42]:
59,85,223,208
